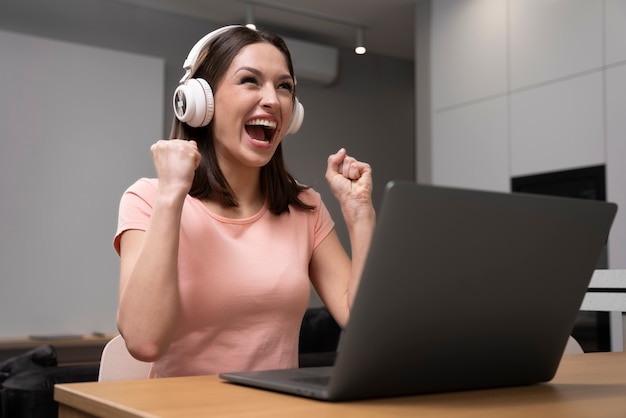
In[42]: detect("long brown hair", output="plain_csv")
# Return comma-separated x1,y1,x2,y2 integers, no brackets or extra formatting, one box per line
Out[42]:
169,26,313,215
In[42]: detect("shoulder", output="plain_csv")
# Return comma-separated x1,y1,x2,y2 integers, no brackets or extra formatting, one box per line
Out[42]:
121,178,158,203
125,178,158,195
294,187,334,227
296,186,323,207
294,187,334,245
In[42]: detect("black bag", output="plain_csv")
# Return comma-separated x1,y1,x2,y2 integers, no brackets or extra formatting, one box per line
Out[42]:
0,345,98,418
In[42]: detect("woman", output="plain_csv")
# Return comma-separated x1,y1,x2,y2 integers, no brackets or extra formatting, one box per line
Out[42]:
114,25,375,378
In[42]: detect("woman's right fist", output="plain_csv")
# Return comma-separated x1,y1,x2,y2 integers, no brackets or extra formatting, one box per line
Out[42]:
150,139,201,196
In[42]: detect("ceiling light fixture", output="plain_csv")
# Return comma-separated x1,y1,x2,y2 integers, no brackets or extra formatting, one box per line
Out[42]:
245,4,256,30
355,28,366,55
240,0,367,55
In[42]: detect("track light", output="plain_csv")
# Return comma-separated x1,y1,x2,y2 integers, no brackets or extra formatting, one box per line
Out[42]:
246,4,256,30
355,28,366,55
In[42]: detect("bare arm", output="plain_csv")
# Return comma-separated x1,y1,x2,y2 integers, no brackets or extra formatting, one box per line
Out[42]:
310,148,375,327
116,139,200,362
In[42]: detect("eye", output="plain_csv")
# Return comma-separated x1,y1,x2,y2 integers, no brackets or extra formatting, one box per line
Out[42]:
278,82,294,93
240,76,258,85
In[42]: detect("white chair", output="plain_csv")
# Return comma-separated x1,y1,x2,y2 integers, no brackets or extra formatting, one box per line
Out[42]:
563,336,584,354
98,335,152,382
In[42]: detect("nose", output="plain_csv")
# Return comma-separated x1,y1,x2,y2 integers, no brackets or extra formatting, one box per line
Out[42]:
260,83,280,110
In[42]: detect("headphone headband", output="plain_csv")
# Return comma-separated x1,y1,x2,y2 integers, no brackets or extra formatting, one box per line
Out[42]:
180,25,242,83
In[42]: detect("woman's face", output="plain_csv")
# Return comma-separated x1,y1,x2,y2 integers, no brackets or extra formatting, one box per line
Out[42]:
211,41,295,172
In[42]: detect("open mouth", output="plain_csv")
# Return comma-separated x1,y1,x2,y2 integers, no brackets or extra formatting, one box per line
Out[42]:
245,118,277,143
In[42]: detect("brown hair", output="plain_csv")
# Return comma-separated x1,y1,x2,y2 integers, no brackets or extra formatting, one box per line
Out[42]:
169,26,313,215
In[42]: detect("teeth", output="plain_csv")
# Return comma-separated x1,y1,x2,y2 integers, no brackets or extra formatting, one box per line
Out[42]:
246,119,277,129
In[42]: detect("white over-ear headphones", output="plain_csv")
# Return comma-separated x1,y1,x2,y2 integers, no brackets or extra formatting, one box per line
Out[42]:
173,25,304,135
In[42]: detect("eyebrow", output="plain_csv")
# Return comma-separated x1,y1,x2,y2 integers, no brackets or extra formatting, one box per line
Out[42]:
235,66,293,82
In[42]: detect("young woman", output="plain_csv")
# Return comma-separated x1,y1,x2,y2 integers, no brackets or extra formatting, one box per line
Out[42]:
114,26,375,378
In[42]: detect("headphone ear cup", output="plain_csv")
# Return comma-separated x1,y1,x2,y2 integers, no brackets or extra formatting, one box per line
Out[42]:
285,98,304,135
173,78,214,128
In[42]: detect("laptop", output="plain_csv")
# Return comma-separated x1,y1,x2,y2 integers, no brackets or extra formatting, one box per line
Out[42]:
219,181,617,401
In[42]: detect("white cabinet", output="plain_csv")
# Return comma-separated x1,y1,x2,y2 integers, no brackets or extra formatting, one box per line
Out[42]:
424,0,626,267
510,73,604,177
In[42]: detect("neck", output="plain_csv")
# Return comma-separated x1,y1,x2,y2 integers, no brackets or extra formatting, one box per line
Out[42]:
208,165,265,219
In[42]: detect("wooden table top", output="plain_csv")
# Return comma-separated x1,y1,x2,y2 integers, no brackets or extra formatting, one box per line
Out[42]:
55,352,626,418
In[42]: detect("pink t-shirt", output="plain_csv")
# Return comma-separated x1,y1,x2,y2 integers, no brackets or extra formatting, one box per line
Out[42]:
114,178,335,377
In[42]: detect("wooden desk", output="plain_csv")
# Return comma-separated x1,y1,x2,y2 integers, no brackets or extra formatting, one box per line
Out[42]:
55,352,626,418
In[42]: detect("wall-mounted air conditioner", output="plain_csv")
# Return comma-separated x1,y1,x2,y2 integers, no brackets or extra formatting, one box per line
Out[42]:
284,37,339,86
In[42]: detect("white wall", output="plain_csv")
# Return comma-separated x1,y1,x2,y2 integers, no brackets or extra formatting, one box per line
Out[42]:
0,30,164,337
418,0,626,268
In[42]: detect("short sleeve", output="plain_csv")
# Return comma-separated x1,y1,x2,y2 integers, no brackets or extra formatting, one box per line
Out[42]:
298,188,335,250
113,178,158,254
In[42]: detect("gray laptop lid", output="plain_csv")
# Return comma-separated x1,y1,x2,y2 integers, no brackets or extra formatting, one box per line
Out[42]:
220,181,617,401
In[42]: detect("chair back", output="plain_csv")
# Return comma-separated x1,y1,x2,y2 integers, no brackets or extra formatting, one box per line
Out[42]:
98,335,151,381
563,336,584,354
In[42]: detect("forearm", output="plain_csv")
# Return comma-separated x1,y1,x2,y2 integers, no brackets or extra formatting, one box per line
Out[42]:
343,201,376,307
117,193,185,361
322,147,375,319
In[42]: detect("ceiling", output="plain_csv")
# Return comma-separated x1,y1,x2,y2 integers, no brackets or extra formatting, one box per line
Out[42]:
106,0,416,61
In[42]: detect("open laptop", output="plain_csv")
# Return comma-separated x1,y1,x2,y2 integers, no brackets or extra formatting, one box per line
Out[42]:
219,181,617,401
